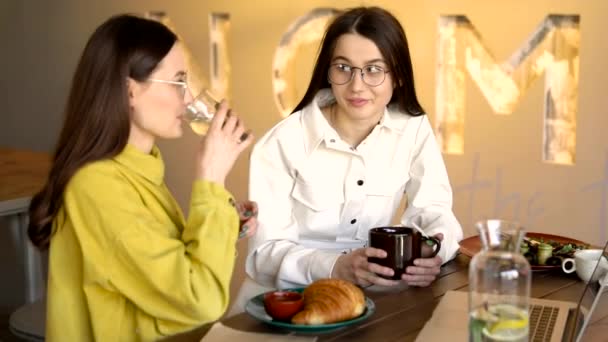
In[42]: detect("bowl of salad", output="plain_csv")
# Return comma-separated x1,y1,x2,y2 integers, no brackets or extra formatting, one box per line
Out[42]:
459,232,590,271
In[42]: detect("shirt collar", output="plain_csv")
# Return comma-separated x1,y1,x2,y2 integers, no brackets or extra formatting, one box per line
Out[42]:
380,104,403,131
298,89,331,154
113,144,165,185
300,89,402,154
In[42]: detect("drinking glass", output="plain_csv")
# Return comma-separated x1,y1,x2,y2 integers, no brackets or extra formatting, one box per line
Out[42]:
183,89,250,142
184,89,220,136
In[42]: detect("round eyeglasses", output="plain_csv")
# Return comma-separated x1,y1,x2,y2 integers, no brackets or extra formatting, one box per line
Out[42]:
328,63,389,87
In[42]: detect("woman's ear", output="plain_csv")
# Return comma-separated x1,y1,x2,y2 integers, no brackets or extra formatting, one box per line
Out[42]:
126,77,140,108
126,77,137,98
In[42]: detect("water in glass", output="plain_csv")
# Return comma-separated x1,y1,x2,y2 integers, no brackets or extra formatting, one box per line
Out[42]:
184,89,219,136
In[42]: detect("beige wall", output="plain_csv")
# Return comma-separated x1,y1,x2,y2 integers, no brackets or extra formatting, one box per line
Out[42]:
1,0,607,309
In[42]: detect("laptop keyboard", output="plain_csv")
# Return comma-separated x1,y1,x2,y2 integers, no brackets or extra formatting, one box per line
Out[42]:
529,304,560,341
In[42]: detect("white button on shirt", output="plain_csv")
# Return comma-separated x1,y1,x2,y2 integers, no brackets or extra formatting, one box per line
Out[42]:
246,89,463,289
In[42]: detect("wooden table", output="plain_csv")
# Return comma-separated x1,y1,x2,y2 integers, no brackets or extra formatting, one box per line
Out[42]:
221,254,608,341
0,147,50,303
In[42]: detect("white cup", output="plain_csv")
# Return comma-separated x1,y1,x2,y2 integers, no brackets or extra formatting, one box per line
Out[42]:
562,249,608,283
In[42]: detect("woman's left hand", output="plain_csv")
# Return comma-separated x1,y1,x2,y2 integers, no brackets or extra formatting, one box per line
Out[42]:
236,200,258,239
401,233,444,287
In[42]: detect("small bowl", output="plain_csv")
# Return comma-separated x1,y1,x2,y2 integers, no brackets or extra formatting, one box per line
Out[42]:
263,291,304,321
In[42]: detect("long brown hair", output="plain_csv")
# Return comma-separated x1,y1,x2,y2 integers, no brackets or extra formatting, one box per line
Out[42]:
28,14,177,249
293,6,424,116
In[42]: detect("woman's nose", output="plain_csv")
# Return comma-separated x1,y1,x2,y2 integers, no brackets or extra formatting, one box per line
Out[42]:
184,87,194,103
349,70,366,91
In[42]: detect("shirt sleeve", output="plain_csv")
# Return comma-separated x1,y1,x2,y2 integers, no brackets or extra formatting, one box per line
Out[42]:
64,170,239,336
245,136,341,288
399,116,463,263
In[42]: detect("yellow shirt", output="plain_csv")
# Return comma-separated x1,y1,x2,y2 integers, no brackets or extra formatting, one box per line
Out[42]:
46,144,239,341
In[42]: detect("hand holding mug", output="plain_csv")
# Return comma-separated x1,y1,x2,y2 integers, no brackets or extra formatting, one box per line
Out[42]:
402,233,444,287
367,226,442,285
331,247,402,287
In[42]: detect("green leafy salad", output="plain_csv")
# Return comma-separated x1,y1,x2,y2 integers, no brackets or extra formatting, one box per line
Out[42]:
520,237,589,266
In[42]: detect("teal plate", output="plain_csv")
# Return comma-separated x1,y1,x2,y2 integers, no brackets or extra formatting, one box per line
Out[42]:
244,288,376,334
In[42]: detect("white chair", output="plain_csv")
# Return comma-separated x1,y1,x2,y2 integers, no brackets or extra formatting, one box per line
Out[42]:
8,298,45,341
6,212,46,341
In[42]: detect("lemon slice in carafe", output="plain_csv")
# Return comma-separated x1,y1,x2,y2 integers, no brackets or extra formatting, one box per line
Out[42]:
482,304,529,341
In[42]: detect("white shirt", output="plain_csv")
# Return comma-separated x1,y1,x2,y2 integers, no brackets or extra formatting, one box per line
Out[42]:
246,89,463,289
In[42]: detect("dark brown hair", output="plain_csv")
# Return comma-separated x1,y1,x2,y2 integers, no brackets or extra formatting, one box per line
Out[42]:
293,6,424,116
28,14,177,249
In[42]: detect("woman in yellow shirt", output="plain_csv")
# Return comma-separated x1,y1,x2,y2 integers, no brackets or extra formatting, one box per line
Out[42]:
27,14,256,341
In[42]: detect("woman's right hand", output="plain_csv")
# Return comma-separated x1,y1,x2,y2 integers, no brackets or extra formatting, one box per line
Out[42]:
331,247,401,287
195,100,254,186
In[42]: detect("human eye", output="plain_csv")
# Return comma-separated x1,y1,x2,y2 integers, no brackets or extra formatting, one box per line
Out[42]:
173,78,187,90
365,65,385,74
335,64,352,72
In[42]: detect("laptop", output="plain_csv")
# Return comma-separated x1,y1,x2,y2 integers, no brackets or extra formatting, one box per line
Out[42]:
416,240,608,342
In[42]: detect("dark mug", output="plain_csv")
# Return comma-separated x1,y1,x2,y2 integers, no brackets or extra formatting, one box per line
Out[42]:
368,226,441,280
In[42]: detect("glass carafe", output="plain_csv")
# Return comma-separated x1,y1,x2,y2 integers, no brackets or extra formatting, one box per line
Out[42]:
469,220,531,342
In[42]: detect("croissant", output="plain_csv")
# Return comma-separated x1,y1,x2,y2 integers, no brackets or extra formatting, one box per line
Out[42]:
291,279,366,325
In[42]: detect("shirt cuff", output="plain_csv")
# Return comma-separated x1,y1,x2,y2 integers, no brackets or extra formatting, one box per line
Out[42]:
310,250,341,281
191,180,236,208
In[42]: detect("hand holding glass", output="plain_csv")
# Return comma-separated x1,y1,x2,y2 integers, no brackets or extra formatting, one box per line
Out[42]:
186,90,250,142
185,89,220,136
148,78,249,140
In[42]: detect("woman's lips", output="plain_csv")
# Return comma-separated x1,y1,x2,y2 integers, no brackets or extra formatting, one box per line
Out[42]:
348,98,369,107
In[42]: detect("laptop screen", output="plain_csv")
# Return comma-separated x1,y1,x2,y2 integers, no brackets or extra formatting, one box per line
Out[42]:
567,240,608,342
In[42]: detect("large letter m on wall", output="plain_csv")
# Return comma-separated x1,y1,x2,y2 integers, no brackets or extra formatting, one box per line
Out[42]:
435,15,580,165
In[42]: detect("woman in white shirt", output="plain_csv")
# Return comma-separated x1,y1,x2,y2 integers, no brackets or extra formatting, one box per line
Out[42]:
235,6,463,311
